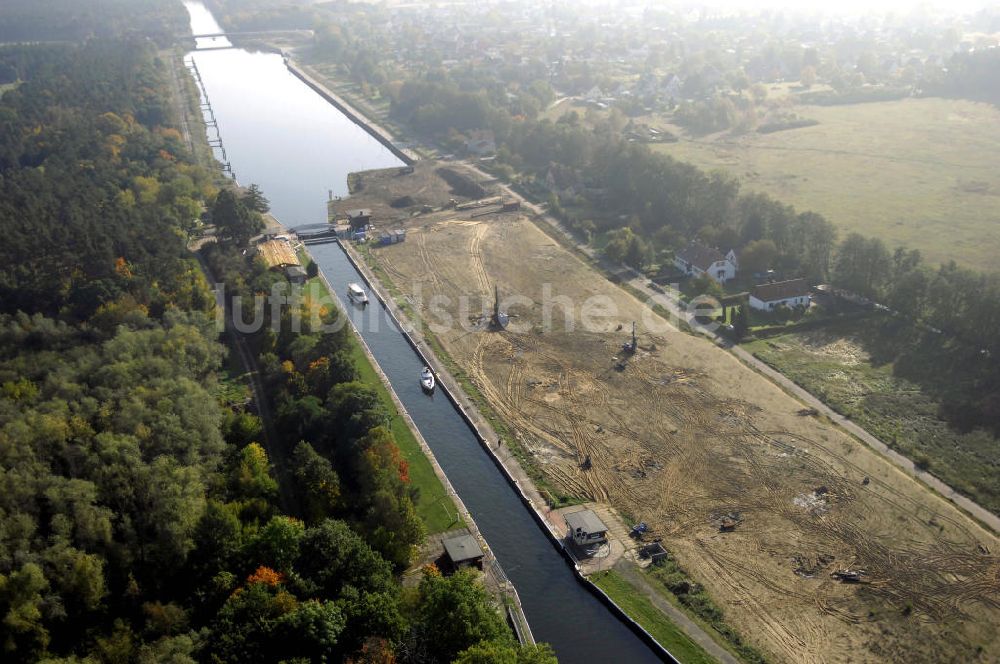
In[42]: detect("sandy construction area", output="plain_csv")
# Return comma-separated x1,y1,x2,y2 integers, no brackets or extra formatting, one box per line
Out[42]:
364,197,999,662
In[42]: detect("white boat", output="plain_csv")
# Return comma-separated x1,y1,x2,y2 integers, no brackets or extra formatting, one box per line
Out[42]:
420,366,436,393
347,282,368,305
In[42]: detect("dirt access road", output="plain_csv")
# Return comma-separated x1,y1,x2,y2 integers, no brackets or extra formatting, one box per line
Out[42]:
356,164,1000,663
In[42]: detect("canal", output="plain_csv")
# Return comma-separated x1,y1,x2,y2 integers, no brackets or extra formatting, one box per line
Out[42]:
184,3,664,662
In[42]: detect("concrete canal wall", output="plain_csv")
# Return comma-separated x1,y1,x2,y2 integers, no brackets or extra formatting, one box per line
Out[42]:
283,58,417,166
335,239,678,664
308,245,535,647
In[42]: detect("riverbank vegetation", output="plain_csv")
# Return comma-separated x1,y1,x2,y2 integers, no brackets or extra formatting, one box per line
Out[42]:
198,152,555,664
0,18,554,664
295,253,460,533
645,560,768,664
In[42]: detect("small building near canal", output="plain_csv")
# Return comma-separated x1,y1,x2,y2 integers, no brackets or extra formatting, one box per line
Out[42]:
442,533,485,571
257,238,300,270
285,265,307,284
346,208,372,230
565,509,609,547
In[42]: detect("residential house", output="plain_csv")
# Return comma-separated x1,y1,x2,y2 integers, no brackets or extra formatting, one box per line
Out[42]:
464,129,496,158
673,242,738,283
749,278,811,311
544,163,581,198
662,73,682,102
582,85,606,104
635,72,659,98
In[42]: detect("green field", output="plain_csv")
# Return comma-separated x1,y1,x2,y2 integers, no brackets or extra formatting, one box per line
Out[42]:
652,97,1000,268
300,272,461,534
743,322,1000,514
590,571,719,664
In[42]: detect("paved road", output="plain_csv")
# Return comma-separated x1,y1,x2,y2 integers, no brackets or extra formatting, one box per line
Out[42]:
456,159,1000,536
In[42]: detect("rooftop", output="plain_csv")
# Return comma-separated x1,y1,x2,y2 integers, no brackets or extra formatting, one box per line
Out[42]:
442,534,484,563
257,239,300,269
676,242,727,271
751,278,811,302
565,508,608,534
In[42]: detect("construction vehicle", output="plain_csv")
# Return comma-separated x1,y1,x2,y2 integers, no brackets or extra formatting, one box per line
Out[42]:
717,511,743,532
621,322,637,355
831,569,869,583
490,284,509,330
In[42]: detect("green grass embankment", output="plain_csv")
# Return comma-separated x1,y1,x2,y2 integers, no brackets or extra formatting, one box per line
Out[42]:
300,254,460,533
591,570,719,664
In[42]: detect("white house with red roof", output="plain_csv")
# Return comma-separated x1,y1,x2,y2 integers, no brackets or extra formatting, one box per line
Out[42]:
673,242,738,283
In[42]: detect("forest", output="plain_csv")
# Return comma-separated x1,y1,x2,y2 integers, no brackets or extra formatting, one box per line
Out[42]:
924,48,1000,106
0,0,186,45
0,20,552,664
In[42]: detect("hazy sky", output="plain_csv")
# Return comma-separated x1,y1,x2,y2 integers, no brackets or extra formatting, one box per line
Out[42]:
684,0,989,16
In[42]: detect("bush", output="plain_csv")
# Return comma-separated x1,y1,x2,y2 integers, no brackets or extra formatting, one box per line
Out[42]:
757,118,819,134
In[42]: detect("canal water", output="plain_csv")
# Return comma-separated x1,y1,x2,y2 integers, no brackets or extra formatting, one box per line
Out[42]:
184,3,663,661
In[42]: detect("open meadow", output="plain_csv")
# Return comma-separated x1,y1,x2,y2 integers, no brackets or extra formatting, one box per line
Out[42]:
351,164,1000,663
650,97,1000,268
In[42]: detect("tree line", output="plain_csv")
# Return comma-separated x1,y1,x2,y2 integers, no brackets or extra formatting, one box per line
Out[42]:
832,238,1000,437
923,48,1000,107
0,0,186,45
0,34,553,664
201,197,556,660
